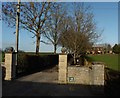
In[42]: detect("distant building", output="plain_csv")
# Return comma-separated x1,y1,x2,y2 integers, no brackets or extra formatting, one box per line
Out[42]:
87,44,112,54
92,44,105,54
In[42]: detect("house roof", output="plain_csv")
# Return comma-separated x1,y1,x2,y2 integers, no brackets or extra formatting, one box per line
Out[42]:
92,44,106,48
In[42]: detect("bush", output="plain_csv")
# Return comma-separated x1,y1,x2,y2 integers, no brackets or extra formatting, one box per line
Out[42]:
17,52,28,73
2,66,6,80
25,54,58,71
17,53,59,75
25,54,45,71
2,52,5,62
112,44,120,54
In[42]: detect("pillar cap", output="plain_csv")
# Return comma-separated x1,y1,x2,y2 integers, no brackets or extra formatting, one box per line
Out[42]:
5,52,16,54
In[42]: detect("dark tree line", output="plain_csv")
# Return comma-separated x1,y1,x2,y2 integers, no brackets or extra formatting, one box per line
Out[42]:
112,44,120,54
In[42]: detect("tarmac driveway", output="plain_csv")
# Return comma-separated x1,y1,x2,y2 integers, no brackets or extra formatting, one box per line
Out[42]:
2,68,104,96
17,71,58,83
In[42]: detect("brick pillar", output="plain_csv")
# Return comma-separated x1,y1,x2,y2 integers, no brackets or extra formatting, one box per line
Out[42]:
58,54,67,84
4,53,16,80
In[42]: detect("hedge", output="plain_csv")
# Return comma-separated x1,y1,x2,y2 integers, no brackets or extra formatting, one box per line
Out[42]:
17,53,59,75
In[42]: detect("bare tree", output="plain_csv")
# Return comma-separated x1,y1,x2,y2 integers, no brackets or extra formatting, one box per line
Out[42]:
43,3,66,54
59,27,92,64
73,3,99,41
2,2,52,54
59,3,100,64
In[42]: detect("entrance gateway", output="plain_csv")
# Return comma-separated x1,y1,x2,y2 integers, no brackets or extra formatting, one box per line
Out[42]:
4,52,104,86
58,54,104,85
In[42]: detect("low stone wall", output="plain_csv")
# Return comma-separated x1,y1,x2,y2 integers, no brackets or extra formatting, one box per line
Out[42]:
67,66,91,84
58,54,104,86
67,65,104,85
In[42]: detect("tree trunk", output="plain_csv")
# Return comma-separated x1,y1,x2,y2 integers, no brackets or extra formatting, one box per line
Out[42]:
36,33,40,55
73,53,76,65
54,44,57,54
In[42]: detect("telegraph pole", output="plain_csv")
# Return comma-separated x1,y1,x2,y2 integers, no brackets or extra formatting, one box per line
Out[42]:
15,0,20,66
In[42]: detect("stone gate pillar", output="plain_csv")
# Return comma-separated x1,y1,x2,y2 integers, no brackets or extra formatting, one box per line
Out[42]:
4,52,16,80
58,54,67,84
92,64,104,85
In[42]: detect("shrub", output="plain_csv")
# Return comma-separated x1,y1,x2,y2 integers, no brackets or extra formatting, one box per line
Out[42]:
17,52,28,73
112,44,120,54
2,66,6,80
17,53,59,75
0,52,5,62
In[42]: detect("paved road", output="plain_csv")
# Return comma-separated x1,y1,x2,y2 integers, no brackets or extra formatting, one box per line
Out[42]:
2,68,104,96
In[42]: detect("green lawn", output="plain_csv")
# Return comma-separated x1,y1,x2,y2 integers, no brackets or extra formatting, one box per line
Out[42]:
87,54,120,71
0,52,5,62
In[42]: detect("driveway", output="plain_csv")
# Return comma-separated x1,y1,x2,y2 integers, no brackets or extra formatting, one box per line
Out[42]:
2,67,104,96
17,71,58,83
